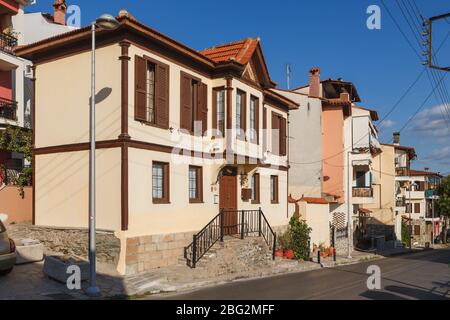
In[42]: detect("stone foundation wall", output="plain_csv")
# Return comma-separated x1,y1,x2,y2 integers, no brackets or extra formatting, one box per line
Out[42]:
125,231,195,275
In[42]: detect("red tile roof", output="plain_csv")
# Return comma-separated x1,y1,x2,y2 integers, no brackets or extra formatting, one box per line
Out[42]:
358,208,372,214
408,169,442,177
300,197,329,205
199,38,259,64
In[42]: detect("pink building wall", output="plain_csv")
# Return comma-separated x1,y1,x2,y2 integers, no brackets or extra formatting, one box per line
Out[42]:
322,106,345,203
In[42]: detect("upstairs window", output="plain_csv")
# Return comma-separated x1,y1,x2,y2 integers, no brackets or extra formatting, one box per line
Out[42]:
236,90,246,139
271,112,287,156
249,95,259,144
180,71,207,134
135,55,169,128
213,87,225,136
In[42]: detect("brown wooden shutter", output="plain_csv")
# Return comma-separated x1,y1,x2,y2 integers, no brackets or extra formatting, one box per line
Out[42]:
197,82,208,134
280,116,287,156
163,162,170,203
135,55,147,121
414,203,420,213
180,72,192,131
255,98,260,144
271,112,280,155
263,107,267,152
241,92,247,133
155,62,169,128
212,88,218,131
418,181,425,191
198,167,203,202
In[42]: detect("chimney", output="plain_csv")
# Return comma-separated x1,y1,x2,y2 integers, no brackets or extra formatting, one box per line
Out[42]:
340,92,350,102
393,132,400,145
53,0,67,25
309,67,321,97
424,167,429,172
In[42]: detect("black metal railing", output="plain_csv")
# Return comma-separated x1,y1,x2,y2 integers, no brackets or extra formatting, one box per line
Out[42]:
0,97,18,121
184,208,276,268
0,32,18,54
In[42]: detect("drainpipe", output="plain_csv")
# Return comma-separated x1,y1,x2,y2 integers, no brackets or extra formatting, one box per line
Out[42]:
287,112,290,219
347,150,353,259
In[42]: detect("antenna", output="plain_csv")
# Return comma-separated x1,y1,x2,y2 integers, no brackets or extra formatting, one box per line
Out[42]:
286,64,292,90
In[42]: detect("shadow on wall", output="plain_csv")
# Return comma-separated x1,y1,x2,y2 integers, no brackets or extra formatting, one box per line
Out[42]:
0,186,32,224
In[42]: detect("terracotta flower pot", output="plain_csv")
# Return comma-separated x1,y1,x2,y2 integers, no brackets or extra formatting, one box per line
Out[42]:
284,249,295,260
329,247,334,257
275,249,284,257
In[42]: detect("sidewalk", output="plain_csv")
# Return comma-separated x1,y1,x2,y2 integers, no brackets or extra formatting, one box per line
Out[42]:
0,245,443,300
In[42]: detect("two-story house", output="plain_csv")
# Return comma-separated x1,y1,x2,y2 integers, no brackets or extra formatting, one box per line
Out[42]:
16,11,298,275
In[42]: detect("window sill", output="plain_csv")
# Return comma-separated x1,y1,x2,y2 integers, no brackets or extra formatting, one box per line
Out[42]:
189,199,204,204
153,199,171,204
271,201,279,204
137,119,169,130
251,200,260,205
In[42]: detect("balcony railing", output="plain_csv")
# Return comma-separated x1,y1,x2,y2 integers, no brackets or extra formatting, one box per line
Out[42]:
0,97,18,121
0,32,18,54
352,187,373,198
395,167,409,176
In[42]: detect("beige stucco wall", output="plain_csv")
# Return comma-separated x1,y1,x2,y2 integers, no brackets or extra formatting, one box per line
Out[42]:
0,186,32,224
298,201,330,248
365,145,396,225
34,148,121,230
35,44,122,148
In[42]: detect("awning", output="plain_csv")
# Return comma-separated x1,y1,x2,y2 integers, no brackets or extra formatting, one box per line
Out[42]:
352,159,371,167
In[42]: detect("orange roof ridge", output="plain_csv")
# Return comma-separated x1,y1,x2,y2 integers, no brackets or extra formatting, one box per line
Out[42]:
199,37,260,64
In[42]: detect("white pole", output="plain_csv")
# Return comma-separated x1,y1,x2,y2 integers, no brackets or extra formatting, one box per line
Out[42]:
86,22,100,297
347,151,352,258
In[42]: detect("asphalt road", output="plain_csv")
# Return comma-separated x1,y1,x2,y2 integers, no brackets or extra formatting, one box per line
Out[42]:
159,248,450,300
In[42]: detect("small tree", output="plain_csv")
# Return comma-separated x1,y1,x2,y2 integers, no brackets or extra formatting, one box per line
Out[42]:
437,176,450,243
288,216,312,260
0,126,32,197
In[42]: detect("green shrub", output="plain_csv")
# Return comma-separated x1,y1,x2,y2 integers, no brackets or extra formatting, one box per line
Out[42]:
289,217,312,260
401,220,410,247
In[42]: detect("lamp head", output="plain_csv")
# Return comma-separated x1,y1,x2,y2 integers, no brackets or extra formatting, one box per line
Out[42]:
95,14,120,30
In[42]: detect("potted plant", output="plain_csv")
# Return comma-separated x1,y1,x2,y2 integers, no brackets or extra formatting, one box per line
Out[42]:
277,231,292,258
284,249,295,259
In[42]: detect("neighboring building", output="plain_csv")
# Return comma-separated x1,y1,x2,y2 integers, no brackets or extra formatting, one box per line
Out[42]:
361,144,397,241
276,68,382,253
0,0,75,185
16,11,298,275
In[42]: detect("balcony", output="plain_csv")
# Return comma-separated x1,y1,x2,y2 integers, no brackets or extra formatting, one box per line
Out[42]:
352,187,373,198
395,167,409,176
425,189,438,199
0,32,17,54
0,97,17,121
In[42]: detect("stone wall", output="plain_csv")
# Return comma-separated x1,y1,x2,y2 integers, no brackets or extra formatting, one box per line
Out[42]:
410,219,432,246
8,223,120,266
366,223,396,241
125,231,195,275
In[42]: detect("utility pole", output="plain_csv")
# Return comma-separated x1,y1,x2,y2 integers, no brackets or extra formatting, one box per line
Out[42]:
286,64,292,90
424,13,450,71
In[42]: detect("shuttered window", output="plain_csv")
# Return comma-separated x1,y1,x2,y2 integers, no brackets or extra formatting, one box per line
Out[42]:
180,71,207,134
263,107,267,152
271,111,287,156
414,203,421,213
135,55,169,128
236,90,246,140
250,96,259,144
212,87,225,136
152,162,170,204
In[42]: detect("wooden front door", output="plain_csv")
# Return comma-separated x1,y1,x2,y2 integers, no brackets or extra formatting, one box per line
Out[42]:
219,175,237,235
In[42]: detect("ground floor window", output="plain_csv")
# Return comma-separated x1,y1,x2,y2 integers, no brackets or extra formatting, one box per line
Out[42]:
152,162,169,203
270,175,279,204
251,173,260,204
189,166,203,203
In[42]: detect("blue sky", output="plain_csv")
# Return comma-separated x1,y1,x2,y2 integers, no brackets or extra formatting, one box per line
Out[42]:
27,1,450,174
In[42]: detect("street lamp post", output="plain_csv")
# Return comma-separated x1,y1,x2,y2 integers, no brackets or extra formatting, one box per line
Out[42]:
86,14,120,298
